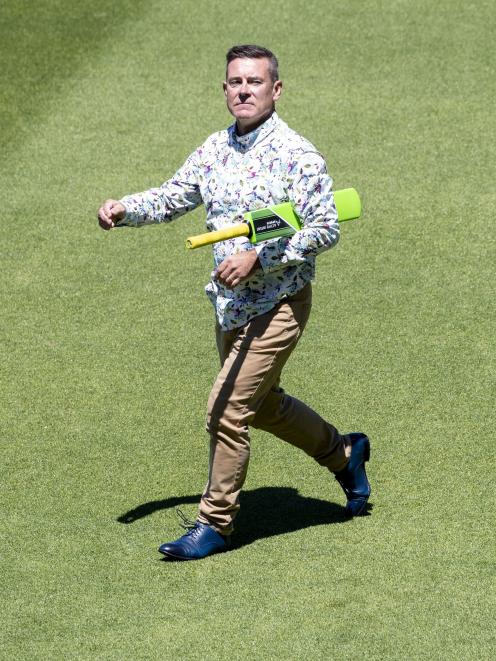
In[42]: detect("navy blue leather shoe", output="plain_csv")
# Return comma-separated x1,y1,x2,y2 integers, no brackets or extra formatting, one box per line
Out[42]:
158,522,230,560
334,432,371,516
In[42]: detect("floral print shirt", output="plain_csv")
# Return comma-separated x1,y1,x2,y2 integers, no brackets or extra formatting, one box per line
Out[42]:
119,112,339,330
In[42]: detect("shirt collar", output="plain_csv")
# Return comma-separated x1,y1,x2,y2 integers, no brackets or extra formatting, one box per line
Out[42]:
229,111,279,150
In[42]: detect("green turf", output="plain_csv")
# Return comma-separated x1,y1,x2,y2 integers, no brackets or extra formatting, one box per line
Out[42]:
1,0,495,658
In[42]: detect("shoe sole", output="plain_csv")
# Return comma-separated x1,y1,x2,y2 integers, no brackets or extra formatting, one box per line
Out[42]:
363,437,371,463
159,550,189,561
345,497,369,517
158,546,229,561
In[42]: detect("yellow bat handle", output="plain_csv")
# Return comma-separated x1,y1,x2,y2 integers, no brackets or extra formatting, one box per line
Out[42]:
186,223,250,249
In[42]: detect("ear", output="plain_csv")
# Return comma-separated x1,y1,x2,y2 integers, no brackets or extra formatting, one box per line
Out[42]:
272,80,282,102
223,81,228,97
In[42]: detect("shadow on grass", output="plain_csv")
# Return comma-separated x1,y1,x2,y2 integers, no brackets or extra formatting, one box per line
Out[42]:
117,487,372,550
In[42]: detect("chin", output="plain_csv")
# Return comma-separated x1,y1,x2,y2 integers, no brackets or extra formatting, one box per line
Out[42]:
233,109,255,119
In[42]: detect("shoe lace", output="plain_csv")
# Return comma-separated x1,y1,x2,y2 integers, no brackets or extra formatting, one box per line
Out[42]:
176,507,197,532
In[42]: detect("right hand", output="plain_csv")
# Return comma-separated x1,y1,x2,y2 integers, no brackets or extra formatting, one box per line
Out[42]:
98,199,126,230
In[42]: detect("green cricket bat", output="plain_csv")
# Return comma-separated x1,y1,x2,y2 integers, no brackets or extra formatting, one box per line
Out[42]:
186,187,361,249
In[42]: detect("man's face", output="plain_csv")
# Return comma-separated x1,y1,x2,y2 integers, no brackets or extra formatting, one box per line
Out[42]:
223,57,282,135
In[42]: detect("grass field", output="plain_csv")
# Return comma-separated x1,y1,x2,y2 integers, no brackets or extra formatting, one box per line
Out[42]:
1,0,495,659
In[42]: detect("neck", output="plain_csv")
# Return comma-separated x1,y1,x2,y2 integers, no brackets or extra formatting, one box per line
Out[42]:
235,109,274,136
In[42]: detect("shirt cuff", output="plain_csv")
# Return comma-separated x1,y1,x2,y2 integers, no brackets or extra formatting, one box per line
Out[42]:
117,199,138,227
255,238,291,274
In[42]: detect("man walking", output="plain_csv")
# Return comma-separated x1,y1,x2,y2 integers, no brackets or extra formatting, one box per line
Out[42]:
98,45,371,560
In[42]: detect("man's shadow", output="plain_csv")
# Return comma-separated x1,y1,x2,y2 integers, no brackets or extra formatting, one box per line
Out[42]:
117,486,372,550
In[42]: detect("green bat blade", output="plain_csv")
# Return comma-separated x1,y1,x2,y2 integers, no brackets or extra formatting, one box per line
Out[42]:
244,202,301,244
243,188,361,244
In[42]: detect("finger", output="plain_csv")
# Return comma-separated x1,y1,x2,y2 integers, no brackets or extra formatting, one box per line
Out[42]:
98,216,114,230
225,277,240,289
104,200,117,219
216,271,230,286
222,269,237,285
98,213,109,229
216,259,229,275
214,262,230,281
98,205,108,222
98,204,115,229
110,201,125,221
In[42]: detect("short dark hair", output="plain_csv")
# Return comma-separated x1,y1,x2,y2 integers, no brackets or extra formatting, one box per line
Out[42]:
226,44,279,82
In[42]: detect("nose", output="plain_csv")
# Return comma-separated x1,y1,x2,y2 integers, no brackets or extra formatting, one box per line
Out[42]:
239,81,250,100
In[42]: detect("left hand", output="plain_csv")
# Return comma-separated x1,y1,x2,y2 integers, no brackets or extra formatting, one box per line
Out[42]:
215,250,261,288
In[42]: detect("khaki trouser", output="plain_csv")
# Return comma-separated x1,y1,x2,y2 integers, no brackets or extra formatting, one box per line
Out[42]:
198,283,348,534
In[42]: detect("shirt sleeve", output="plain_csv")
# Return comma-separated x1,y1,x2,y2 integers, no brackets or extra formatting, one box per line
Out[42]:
255,151,339,273
117,150,203,227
